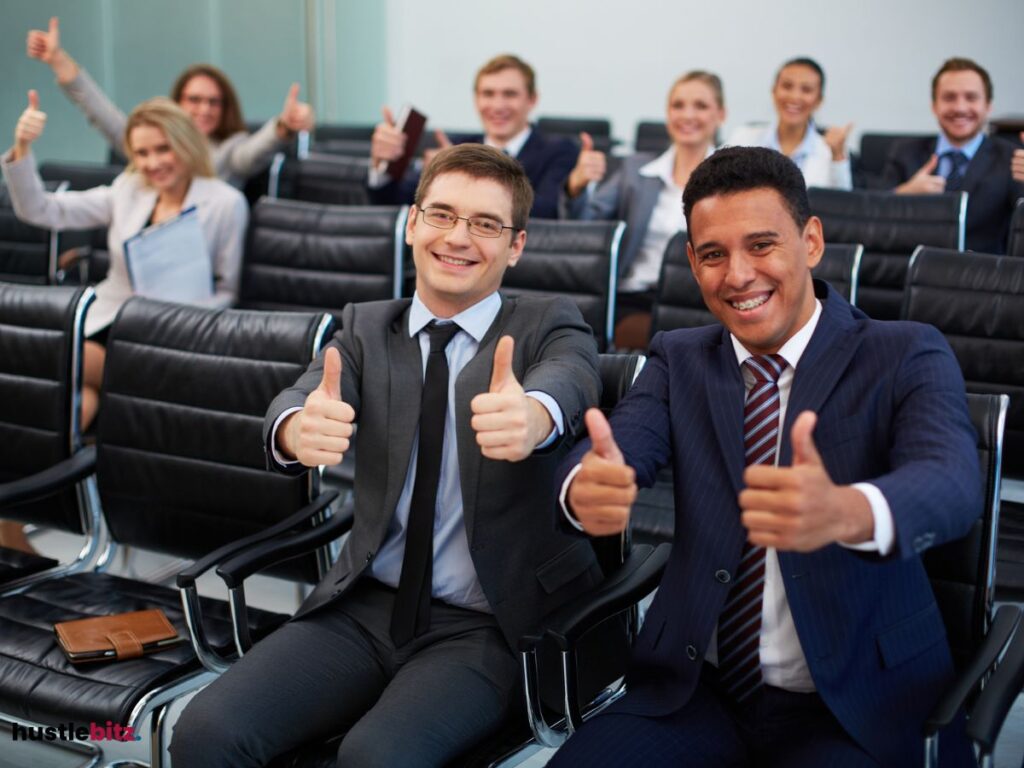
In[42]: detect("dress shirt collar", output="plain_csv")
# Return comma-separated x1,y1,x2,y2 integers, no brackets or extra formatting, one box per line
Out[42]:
485,126,532,158
936,130,985,160
638,144,716,186
762,120,818,164
730,298,823,372
409,291,501,343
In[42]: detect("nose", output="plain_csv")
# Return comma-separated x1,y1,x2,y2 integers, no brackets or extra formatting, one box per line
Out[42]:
444,217,473,246
724,252,756,288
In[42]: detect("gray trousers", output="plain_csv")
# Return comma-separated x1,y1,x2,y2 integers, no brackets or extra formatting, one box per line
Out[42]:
168,579,517,768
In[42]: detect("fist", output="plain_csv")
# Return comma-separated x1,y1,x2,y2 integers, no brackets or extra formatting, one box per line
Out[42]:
26,17,60,64
15,90,46,151
371,106,406,166
566,132,607,197
566,409,637,536
1012,133,1024,183
823,122,852,161
280,347,355,467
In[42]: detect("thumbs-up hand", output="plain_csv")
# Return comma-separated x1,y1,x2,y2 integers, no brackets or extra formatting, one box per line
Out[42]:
13,90,47,161
278,346,356,467
470,336,551,462
26,17,60,63
566,408,636,536
371,105,406,167
823,121,853,161
897,153,946,194
566,131,607,198
276,82,314,138
1011,132,1024,183
738,411,874,552
422,130,452,170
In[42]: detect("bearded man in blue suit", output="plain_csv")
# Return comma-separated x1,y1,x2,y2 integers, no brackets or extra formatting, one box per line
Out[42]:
550,146,981,767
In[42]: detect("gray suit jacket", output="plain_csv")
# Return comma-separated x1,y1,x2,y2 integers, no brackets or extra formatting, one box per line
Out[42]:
263,294,603,648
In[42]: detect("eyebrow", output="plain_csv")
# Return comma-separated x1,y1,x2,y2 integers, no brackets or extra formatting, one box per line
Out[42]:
424,201,505,221
693,230,780,253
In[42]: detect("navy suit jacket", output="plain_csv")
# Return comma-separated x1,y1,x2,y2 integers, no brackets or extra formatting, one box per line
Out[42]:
558,282,981,766
882,134,1024,254
367,128,576,219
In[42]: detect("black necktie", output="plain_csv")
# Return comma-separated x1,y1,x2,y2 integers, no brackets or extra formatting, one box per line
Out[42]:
943,150,969,191
390,321,461,646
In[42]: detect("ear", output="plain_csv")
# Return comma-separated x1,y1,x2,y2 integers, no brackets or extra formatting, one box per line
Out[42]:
803,215,824,269
686,239,699,274
405,205,418,246
528,90,538,110
506,228,527,267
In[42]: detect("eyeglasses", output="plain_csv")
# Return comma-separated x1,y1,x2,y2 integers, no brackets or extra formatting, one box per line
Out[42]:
182,94,223,108
419,207,516,239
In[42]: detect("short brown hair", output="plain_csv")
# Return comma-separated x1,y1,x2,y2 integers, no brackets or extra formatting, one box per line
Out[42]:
474,54,536,97
670,70,725,109
415,144,534,231
931,57,993,102
124,97,216,180
170,64,247,141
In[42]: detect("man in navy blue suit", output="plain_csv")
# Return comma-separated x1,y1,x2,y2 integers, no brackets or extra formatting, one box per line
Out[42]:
366,54,576,219
550,147,981,767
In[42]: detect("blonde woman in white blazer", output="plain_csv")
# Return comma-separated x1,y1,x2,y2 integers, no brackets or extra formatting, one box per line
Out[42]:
2,93,248,428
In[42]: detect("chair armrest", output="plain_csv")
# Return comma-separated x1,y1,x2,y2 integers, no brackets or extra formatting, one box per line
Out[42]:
543,542,671,652
924,604,1021,735
966,608,1024,755
176,489,339,588
0,445,96,507
216,502,355,588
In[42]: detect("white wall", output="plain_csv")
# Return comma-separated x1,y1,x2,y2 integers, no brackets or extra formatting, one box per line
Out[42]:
382,0,1024,146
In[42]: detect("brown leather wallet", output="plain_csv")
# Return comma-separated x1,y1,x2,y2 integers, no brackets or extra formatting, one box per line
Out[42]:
54,609,184,663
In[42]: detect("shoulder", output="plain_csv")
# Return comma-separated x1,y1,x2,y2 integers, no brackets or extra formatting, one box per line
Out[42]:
193,176,247,209
981,135,1018,161
342,298,411,332
652,324,723,354
502,293,584,322
621,153,657,176
529,130,577,158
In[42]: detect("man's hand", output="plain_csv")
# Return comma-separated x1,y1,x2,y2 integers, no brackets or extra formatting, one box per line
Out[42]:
566,409,637,536
13,90,46,161
370,106,406,167
895,154,946,194
1012,132,1024,183
823,122,853,161
565,131,607,197
277,347,355,467
276,83,314,138
470,336,551,462
422,129,452,170
739,411,873,552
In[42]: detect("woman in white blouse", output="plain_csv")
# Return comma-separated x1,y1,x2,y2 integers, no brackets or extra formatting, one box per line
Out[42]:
727,57,852,190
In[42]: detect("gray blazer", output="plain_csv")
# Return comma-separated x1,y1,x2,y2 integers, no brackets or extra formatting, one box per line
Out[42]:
263,294,603,648
563,153,662,278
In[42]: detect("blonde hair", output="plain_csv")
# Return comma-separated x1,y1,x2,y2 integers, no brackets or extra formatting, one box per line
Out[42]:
669,70,725,109
123,97,215,179
474,54,536,96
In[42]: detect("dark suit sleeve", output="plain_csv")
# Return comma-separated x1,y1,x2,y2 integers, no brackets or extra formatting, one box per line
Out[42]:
529,137,579,219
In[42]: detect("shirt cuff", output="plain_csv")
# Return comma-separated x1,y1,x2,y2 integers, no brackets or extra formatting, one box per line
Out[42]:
525,391,563,450
559,463,586,531
269,406,304,467
841,482,894,555
367,166,388,188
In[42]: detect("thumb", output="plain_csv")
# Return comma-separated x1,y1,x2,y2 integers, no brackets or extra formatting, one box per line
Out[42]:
790,411,823,467
489,335,516,392
27,89,39,111
49,16,60,39
318,347,343,401
1019,131,1024,145
435,129,452,148
579,131,594,152
921,153,939,175
586,408,623,463
382,106,395,126
285,82,299,109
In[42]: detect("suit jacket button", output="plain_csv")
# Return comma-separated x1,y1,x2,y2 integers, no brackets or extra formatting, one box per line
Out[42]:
365,551,374,562
686,645,698,661
715,570,731,584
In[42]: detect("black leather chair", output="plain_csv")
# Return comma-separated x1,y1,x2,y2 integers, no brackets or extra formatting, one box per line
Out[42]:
313,123,375,142
0,180,68,285
499,219,625,352
855,132,934,189
808,187,965,320
239,197,408,326
0,283,99,587
1008,198,1024,258
537,116,614,153
0,298,346,767
268,152,371,206
634,121,669,155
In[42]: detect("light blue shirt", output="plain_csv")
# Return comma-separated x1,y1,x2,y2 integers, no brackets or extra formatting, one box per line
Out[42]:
762,119,820,174
935,132,985,179
368,291,563,612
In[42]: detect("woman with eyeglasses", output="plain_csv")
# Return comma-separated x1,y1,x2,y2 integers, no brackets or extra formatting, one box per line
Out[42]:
26,16,313,188
727,57,853,190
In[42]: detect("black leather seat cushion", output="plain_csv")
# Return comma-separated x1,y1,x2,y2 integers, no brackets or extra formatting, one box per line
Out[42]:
0,546,58,584
0,572,286,725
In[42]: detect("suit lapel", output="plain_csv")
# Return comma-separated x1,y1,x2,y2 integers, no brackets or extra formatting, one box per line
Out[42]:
960,136,994,196
704,330,746,495
383,307,424,517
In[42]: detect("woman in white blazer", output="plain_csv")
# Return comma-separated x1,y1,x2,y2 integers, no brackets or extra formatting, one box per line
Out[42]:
26,17,314,189
2,94,248,428
727,57,853,190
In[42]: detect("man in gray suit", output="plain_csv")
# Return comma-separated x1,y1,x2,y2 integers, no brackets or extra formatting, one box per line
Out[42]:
169,144,602,767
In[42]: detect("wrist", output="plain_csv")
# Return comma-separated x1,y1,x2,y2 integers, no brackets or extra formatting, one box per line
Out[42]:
836,485,874,545
275,117,294,140
277,411,300,460
527,397,555,449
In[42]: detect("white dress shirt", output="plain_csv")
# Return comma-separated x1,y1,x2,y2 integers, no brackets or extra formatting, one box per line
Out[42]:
727,121,852,190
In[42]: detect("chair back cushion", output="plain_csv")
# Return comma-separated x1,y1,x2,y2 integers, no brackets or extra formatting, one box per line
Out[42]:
0,181,64,285
1008,199,1024,258
273,154,371,206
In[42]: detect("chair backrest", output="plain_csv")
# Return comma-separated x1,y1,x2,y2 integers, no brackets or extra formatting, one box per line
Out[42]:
902,247,1024,477
500,219,625,351
96,298,333,582
924,393,1007,672
313,123,375,143
537,116,611,139
808,187,965,321
39,162,122,275
0,282,94,531
1008,198,1024,258
857,132,935,178
650,232,862,336
310,138,374,158
0,180,67,285
634,121,669,154
239,198,407,326
269,153,371,206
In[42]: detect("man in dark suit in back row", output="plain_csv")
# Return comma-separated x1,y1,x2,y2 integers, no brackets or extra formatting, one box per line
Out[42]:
883,56,1024,254
550,147,981,767
367,54,577,219
170,144,601,767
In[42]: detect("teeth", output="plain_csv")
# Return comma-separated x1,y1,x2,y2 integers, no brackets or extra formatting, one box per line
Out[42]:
438,254,472,267
731,295,769,311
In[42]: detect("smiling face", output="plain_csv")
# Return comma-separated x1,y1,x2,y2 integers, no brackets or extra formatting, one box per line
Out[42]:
666,79,725,150
932,70,991,145
407,172,526,318
771,64,823,130
128,124,189,195
474,67,537,145
687,188,822,355
177,74,223,137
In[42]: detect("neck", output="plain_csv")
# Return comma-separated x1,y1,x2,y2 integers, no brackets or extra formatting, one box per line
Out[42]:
158,178,190,208
941,130,982,149
673,143,710,186
776,121,807,150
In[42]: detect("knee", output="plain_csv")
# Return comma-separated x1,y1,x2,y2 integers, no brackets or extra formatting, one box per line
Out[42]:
169,687,254,768
336,725,408,768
